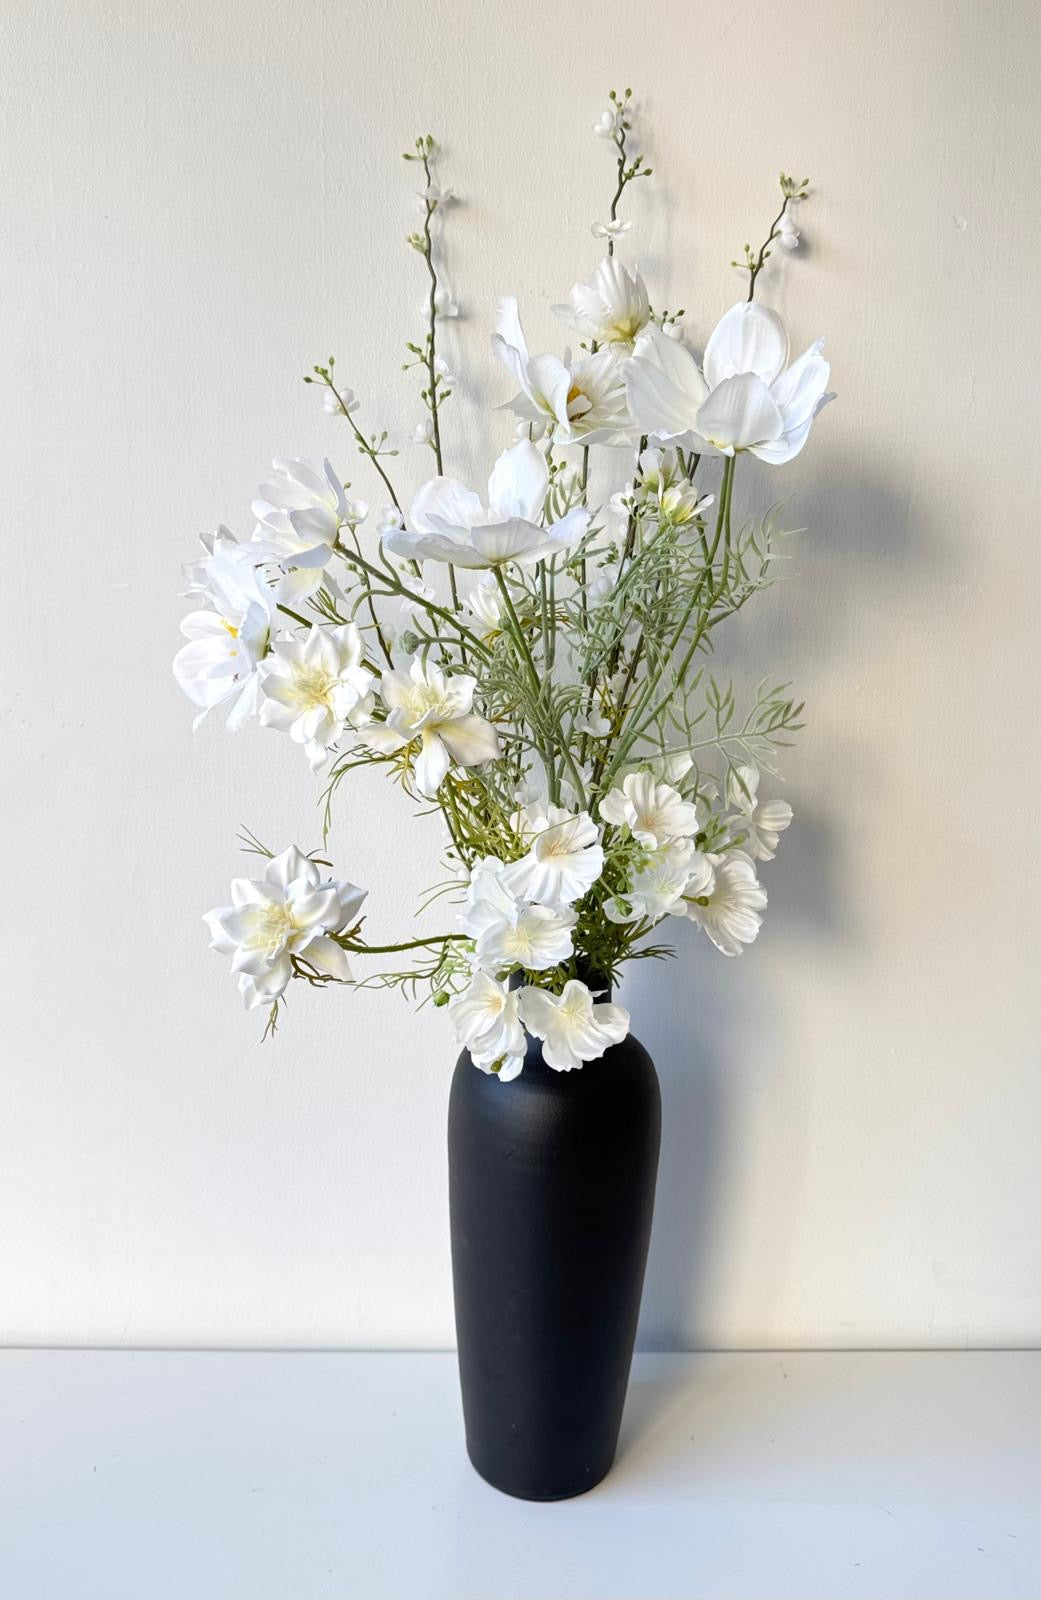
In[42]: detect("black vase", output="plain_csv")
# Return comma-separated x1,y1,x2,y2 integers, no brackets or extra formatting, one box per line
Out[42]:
447,1011,661,1500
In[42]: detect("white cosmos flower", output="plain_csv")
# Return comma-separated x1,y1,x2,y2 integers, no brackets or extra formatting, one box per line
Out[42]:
553,257,651,349
366,658,499,796
251,457,363,604
492,299,631,447
173,538,276,730
502,805,604,907
519,980,630,1072
450,972,526,1080
459,856,577,972
257,623,374,771
599,771,699,848
591,219,632,242
726,765,793,861
623,304,834,464
604,840,701,924
679,849,767,956
386,440,590,569
203,845,367,1009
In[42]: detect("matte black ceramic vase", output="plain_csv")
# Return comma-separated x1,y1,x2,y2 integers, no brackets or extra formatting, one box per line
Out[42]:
448,1010,661,1501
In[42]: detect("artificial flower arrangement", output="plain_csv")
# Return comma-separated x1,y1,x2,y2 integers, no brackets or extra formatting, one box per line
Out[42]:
175,90,833,1078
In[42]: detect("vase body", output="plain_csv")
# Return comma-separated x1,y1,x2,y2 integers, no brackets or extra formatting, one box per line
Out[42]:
448,1021,661,1500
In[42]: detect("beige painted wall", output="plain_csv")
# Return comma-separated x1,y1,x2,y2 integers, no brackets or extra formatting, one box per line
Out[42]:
2,0,1039,1347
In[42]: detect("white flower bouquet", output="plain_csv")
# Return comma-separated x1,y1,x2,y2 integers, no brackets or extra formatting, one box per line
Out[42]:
175,91,833,1077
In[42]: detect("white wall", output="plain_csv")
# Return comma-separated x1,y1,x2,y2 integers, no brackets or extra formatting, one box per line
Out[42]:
2,0,1039,1350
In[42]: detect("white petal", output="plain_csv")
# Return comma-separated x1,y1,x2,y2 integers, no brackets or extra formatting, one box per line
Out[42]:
486,440,548,522
695,375,783,451
301,934,353,982
413,730,452,795
623,327,707,439
410,476,484,535
703,302,789,390
438,715,500,768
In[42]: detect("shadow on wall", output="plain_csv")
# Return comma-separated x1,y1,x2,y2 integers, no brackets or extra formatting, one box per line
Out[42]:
622,443,941,1354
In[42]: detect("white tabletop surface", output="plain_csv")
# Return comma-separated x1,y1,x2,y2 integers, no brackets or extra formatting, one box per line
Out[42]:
1,1349,1038,1599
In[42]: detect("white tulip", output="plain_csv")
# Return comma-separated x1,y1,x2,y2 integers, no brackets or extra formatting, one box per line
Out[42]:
725,765,793,860
173,539,277,730
386,440,590,569
519,980,630,1072
599,771,699,848
366,658,499,796
678,849,767,955
502,805,604,907
623,304,834,464
258,623,374,771
492,298,631,447
553,257,651,350
450,972,526,1080
204,845,366,1009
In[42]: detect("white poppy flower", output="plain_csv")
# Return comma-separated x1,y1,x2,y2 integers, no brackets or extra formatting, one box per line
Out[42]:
366,658,499,796
492,299,631,447
173,539,277,730
623,304,834,464
450,972,526,1080
553,258,651,349
519,980,630,1072
599,771,699,848
726,765,793,861
204,845,367,1008
257,623,374,771
386,440,590,569
679,849,767,955
460,855,577,972
502,806,604,907
591,219,633,242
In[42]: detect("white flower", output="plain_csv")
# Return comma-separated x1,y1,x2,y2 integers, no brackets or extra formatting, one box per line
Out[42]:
678,849,767,956
257,623,374,771
599,771,699,848
412,417,434,444
322,385,359,416
502,805,604,907
366,658,499,796
421,183,455,206
374,505,402,535
433,289,458,318
591,219,632,241
553,258,651,349
593,108,622,139
173,538,276,730
519,980,630,1072
181,524,241,598
623,304,834,464
575,708,612,738
451,972,526,1080
778,216,800,251
464,576,502,638
251,457,361,604
203,845,366,1009
726,765,793,861
585,562,620,604
460,857,577,972
604,840,701,923
386,440,590,569
492,299,631,447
